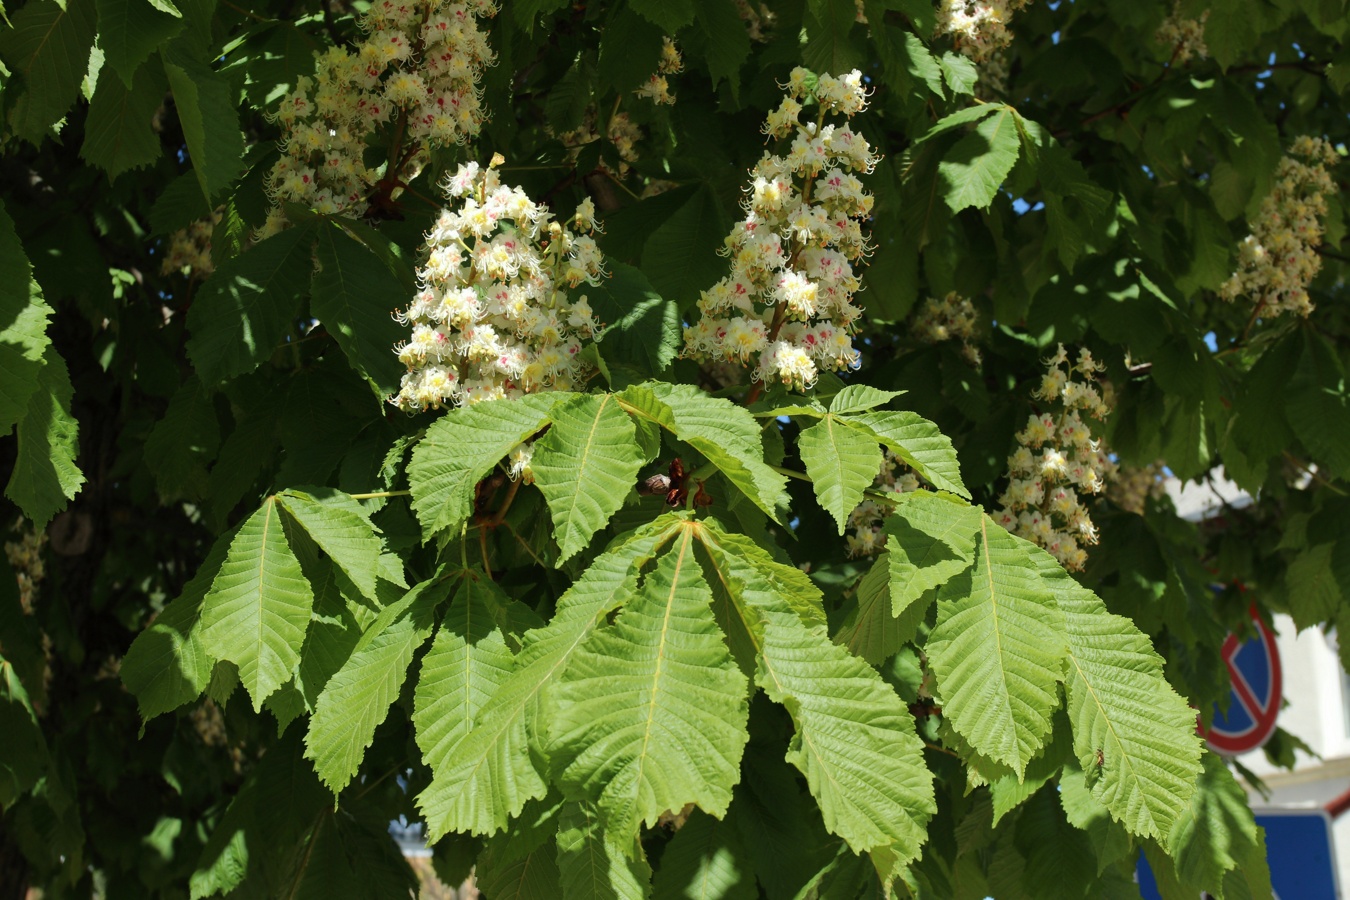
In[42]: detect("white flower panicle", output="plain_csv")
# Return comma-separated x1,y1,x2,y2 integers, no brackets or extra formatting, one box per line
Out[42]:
391,158,607,413
913,291,982,366
846,451,921,558
993,345,1112,572
161,210,223,279
5,517,46,613
1108,460,1166,515
1218,136,1341,319
259,0,497,236
1155,3,1209,64
936,0,1031,62
683,69,880,392
635,37,683,106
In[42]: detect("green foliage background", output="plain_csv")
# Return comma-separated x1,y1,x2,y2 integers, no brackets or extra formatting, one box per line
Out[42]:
0,0,1348,897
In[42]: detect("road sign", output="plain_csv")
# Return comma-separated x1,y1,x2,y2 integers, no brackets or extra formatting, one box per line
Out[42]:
1200,609,1282,756
1137,808,1339,900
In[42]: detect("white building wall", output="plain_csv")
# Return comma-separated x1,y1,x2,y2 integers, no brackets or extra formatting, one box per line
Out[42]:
1236,614,1350,895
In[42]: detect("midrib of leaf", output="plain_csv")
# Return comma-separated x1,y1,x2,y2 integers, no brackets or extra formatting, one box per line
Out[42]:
977,516,1013,736
256,498,278,673
433,531,668,812
692,527,851,805
1063,636,1151,832
559,393,618,550
632,527,691,813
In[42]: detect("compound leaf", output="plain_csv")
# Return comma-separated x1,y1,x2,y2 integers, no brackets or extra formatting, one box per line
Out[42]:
550,526,749,842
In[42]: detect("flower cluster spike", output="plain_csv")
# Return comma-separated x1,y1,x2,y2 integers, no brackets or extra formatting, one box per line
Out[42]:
1108,460,1167,516
1154,2,1209,64
846,451,920,558
391,157,607,412
993,344,1112,572
936,0,1032,62
682,68,880,392
5,516,46,612
634,37,683,106
161,210,223,280
913,291,982,366
1218,136,1341,319
259,0,497,237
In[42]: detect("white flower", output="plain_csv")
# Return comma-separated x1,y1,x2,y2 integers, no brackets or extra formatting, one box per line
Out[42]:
261,0,495,230
392,161,606,413
1219,136,1340,318
683,69,877,390
995,345,1114,571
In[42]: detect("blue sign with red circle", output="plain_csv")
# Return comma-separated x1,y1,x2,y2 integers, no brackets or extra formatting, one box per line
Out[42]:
1200,610,1282,756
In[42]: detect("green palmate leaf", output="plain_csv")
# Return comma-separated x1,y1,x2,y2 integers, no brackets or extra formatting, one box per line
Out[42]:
143,375,220,502
597,6,665,94
0,660,47,809
478,837,562,900
305,572,452,794
413,573,517,801
121,526,235,720
629,0,693,32
310,222,409,397
834,554,910,665
277,488,383,603
1283,542,1341,630
1059,767,1133,875
798,415,883,534
843,409,969,498
198,497,314,710
550,526,749,841
0,0,97,145
532,394,647,564
185,225,318,385
1013,785,1098,900
556,800,652,900
0,204,53,436
95,0,183,85
417,516,681,839
883,491,981,617
588,261,680,380
1027,546,1203,841
828,385,903,415
939,51,978,95
988,720,1072,826
5,347,85,529
696,521,935,860
161,46,247,202
690,0,750,95
938,105,1021,212
79,58,165,180
293,560,363,709
1286,330,1350,480
619,383,789,521
651,807,756,900
1165,752,1273,899
409,393,564,542
926,517,1067,774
